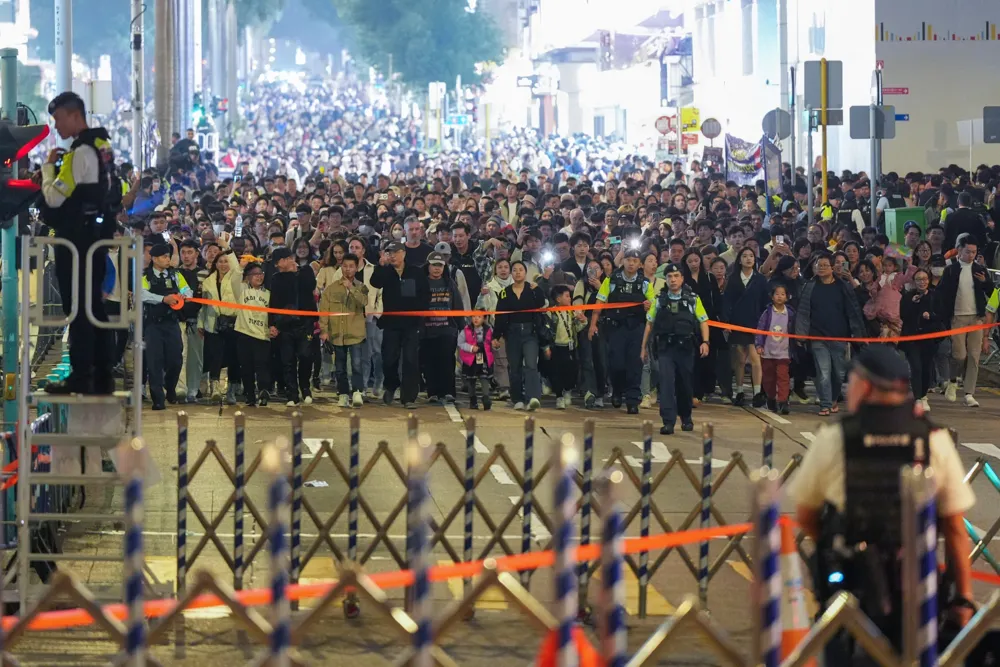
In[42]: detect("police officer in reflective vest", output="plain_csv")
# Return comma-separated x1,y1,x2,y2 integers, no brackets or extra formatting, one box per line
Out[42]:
786,345,975,660
142,244,192,410
640,263,709,435
589,247,654,414
40,92,122,394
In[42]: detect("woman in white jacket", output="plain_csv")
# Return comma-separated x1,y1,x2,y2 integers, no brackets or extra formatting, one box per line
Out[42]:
198,249,242,403
475,258,513,398
234,260,273,406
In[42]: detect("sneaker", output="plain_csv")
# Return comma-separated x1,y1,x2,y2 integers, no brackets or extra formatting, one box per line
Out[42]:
733,392,746,407
338,395,350,408
594,397,605,408
793,387,810,404
562,391,572,408
482,395,492,411
403,401,418,410
513,401,526,411
639,394,654,409
498,389,510,401
945,381,958,402
751,392,766,408
964,394,980,408
555,397,566,410
612,397,623,409
286,400,297,407
778,402,790,415
681,421,694,432
720,395,733,405
352,391,363,408
584,391,596,408
660,424,675,435
312,378,321,391
766,398,777,412
303,394,313,406
470,396,479,410
444,394,456,404
527,398,541,411
383,391,394,406
626,405,639,415
258,391,269,407
919,397,931,412
427,396,442,405
542,383,552,396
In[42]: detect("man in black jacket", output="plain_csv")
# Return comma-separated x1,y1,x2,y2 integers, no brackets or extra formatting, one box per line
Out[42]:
943,191,990,251
268,247,318,407
370,241,430,408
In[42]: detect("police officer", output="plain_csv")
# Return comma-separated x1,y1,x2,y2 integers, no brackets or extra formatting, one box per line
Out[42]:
142,244,193,410
640,263,710,435
40,92,121,394
589,247,653,414
786,345,975,659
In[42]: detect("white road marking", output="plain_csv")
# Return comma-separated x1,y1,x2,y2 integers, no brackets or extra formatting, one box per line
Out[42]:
509,496,552,542
626,442,727,469
800,432,815,442
458,429,491,454
630,441,671,463
748,407,791,425
961,442,1000,460
489,465,515,485
444,403,464,422
302,438,326,459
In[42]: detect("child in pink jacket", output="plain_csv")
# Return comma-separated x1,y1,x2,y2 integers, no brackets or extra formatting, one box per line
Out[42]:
863,254,917,338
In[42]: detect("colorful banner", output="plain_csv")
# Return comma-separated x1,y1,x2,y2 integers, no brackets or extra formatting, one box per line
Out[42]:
761,137,782,210
724,134,763,186
680,107,700,132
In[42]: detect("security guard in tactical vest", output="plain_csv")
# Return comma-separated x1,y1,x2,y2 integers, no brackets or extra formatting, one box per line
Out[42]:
640,263,710,435
589,247,654,414
40,92,122,395
142,244,193,410
786,345,976,662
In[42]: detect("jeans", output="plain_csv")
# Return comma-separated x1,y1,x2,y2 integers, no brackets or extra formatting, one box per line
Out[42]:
811,341,847,410
505,323,541,403
334,343,364,395
364,318,384,391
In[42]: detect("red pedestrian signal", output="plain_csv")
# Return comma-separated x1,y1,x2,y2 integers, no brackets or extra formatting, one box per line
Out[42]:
0,121,49,222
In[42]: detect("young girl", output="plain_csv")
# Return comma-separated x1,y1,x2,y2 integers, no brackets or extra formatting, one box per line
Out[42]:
233,261,273,406
864,253,917,339
457,309,495,410
754,284,795,415
545,285,588,410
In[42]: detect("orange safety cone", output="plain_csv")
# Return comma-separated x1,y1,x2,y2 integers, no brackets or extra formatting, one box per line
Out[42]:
779,518,815,665
536,626,600,667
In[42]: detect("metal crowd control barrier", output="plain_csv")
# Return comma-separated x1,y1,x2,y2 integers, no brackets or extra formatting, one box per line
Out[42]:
4,421,1000,666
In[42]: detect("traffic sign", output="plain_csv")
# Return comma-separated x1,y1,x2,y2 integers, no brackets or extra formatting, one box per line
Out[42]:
849,105,896,139
876,60,884,69
655,115,675,135
445,113,472,126
895,114,910,122
986,107,1000,144
804,60,843,109
883,87,909,95
762,108,792,140
700,118,722,139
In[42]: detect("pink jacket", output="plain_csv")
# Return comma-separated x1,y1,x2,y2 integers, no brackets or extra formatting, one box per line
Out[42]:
864,264,917,332
458,325,494,367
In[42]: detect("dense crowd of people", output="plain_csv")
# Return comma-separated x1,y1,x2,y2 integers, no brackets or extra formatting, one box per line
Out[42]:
86,77,1000,433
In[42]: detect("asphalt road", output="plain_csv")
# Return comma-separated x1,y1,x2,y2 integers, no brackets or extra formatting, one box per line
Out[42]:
11,385,1000,665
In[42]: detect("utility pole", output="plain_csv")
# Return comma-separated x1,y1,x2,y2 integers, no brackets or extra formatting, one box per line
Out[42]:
131,0,144,171
193,0,203,94
154,0,176,166
225,0,238,137
53,0,72,147
1,49,19,434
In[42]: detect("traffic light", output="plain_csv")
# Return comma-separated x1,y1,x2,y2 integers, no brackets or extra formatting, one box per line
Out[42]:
0,120,49,224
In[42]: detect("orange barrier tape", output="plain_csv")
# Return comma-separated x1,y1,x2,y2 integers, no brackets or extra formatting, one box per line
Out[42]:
181,296,643,320
709,319,999,345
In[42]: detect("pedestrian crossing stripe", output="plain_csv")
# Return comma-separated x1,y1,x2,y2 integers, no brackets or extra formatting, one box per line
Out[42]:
440,560,509,610
726,560,818,617
592,567,675,616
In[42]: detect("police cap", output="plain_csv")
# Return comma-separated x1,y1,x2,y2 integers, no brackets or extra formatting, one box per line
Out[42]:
850,344,910,389
149,243,172,258
662,262,682,275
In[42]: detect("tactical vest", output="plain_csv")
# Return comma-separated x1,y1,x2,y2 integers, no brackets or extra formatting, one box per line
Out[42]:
842,402,932,549
41,127,117,242
144,267,181,322
605,270,647,324
653,287,699,344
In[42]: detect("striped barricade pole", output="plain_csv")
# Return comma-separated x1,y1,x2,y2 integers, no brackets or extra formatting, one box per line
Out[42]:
597,469,627,667
554,433,579,667
343,414,361,619
405,414,419,613
762,424,773,469
123,437,147,667
637,421,652,618
752,467,781,667
522,416,535,589
463,417,476,617
290,412,303,612
915,466,938,667
175,412,188,657
699,423,714,608
407,433,433,667
233,412,246,594
577,419,595,623
265,439,292,667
